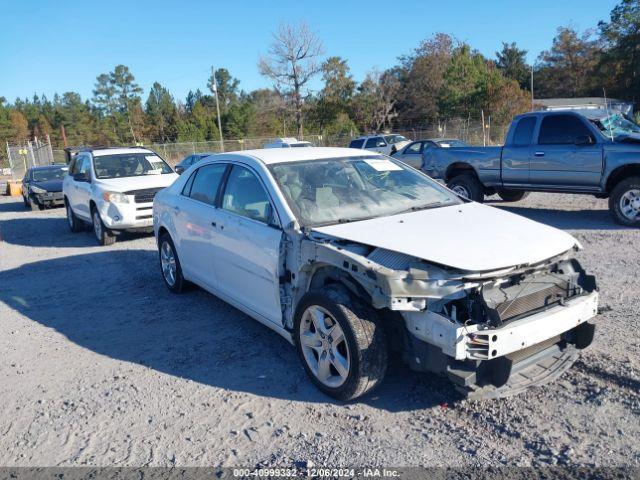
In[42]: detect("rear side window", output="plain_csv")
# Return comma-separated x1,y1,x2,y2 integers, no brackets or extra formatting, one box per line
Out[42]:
365,137,385,148
538,115,592,145
188,164,227,205
349,139,364,149
512,117,537,146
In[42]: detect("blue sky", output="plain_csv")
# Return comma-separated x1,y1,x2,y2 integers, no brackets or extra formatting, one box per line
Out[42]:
0,0,618,104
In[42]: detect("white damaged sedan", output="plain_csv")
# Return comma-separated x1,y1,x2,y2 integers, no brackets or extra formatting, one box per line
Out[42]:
153,147,598,400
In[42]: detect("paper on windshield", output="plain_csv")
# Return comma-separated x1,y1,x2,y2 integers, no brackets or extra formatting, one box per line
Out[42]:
364,159,403,172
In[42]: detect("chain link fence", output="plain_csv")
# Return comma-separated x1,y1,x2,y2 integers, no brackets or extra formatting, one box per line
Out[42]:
32,119,508,171
6,136,57,180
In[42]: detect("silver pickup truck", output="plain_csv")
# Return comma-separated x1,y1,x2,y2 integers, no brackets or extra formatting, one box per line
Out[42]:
423,109,640,226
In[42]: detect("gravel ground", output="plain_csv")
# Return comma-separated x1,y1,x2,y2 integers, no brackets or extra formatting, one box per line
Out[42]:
0,193,638,468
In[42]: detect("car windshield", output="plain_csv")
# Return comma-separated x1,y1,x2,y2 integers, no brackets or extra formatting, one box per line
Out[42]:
31,167,66,182
437,139,468,148
270,156,461,227
590,113,640,137
93,153,173,179
384,135,408,144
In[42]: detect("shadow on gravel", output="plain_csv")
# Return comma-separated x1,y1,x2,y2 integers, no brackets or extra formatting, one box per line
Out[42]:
0,199,32,213
0,216,153,247
0,249,461,410
490,203,624,231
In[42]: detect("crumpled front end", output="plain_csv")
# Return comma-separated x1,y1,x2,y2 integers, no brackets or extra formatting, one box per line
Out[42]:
297,235,598,399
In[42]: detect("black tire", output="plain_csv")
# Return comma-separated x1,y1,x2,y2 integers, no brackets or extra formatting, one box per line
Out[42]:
497,189,529,202
609,176,640,227
29,197,42,211
447,173,485,203
23,194,29,208
66,200,83,232
294,284,388,401
158,233,186,293
91,206,116,246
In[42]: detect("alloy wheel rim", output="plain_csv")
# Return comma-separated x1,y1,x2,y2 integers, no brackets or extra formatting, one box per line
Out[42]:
93,212,102,239
299,305,350,388
160,241,177,286
451,185,469,198
619,189,640,220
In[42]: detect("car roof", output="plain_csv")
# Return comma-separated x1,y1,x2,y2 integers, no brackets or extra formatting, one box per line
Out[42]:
91,147,155,157
222,147,382,165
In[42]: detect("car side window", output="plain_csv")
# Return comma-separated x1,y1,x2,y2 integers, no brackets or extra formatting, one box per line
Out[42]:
538,115,592,145
222,165,273,224
406,142,422,154
512,117,537,146
349,139,365,149
365,137,383,148
188,164,227,205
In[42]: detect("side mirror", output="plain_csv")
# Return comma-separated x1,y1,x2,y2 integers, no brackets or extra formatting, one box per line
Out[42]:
575,135,594,146
175,166,184,175
73,172,89,182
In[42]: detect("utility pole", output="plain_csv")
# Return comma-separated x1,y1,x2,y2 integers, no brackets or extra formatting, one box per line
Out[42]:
212,66,225,152
530,65,534,110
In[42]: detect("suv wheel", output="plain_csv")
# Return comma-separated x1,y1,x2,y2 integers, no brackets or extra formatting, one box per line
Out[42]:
66,201,83,232
609,176,640,227
294,285,388,401
447,173,485,202
158,233,185,293
91,207,116,245
497,189,529,202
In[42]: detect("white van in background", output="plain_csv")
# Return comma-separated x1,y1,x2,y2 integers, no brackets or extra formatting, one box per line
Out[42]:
263,137,314,148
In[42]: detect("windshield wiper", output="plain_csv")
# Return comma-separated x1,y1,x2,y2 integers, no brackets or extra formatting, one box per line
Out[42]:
395,202,448,215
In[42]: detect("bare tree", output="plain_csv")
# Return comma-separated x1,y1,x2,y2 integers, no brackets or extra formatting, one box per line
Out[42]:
259,22,324,137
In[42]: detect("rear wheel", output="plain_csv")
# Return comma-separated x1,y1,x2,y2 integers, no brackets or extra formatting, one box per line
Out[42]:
447,173,485,203
91,207,116,245
609,176,640,227
497,189,529,202
158,233,185,293
294,285,388,401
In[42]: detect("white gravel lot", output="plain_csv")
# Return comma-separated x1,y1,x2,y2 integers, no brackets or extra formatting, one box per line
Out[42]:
0,193,638,468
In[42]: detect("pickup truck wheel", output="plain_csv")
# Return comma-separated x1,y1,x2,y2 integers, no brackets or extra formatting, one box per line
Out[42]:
497,190,529,202
609,176,640,227
91,208,116,246
294,285,388,401
158,233,185,293
447,173,484,203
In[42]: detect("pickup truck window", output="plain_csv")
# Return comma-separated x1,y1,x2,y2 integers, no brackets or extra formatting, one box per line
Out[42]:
365,137,384,148
539,115,592,145
513,117,537,146
349,139,365,149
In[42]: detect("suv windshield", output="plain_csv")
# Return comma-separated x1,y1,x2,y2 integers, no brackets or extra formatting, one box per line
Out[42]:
591,113,640,137
384,135,408,144
270,156,461,227
32,167,66,182
93,153,173,179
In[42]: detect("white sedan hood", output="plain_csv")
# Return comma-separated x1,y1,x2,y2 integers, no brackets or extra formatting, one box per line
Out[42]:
312,202,578,272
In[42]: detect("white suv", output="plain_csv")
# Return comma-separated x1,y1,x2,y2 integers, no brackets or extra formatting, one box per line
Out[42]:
63,147,178,245
349,134,411,155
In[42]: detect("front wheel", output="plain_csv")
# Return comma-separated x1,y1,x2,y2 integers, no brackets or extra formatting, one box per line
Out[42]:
609,176,640,227
294,285,388,401
92,208,116,245
497,189,529,202
447,173,485,203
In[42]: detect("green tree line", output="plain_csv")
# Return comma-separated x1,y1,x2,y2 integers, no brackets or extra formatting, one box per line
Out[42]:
0,0,638,150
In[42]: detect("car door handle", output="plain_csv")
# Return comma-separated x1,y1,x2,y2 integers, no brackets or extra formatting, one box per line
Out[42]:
534,151,545,157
